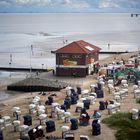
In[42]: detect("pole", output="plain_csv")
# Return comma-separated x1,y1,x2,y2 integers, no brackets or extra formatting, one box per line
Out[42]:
30,45,32,76
31,44,34,56
9,62,11,77
108,43,110,50
30,45,32,94
9,53,12,77
10,54,12,62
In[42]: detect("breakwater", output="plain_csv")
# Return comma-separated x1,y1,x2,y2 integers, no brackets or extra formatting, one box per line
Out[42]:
7,77,74,92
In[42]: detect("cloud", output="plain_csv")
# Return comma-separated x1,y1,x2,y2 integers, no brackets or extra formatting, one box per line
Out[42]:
16,0,52,6
49,0,90,9
0,0,140,12
99,0,119,8
60,0,71,5
72,1,90,8
0,0,52,6
0,0,90,8
1,0,140,8
99,0,140,9
0,0,67,6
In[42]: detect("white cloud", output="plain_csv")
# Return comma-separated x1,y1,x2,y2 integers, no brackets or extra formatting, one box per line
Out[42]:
1,0,139,12
51,0,90,8
0,0,90,8
62,0,71,4
99,0,140,9
99,0,119,8
0,0,52,6
71,1,90,8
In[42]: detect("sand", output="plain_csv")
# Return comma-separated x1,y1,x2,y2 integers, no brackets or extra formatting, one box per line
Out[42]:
0,52,139,140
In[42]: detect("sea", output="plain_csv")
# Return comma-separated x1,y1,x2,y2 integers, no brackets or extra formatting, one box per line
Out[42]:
0,13,140,100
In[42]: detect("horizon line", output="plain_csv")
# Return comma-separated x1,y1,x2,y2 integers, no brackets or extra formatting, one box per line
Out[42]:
0,11,140,14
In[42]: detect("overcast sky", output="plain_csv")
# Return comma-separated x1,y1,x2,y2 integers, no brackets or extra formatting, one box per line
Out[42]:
0,0,140,13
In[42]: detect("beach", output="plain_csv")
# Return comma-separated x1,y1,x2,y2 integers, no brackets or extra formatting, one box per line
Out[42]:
0,13,140,140
0,52,139,140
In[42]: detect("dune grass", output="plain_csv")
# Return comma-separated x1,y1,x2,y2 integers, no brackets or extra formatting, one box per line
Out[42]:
102,112,140,140
136,99,140,104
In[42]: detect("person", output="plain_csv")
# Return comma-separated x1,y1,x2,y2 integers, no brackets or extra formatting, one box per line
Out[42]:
92,119,101,135
108,43,110,50
52,69,55,75
91,110,101,120
36,71,39,76
105,100,108,109
127,72,131,81
79,113,90,126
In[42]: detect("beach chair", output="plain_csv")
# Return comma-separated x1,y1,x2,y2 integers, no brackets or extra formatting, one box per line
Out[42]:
0,130,3,140
79,113,90,126
131,108,139,120
13,120,20,132
99,101,106,110
96,89,104,98
97,83,102,90
70,118,78,130
20,136,30,140
70,88,76,94
28,128,37,140
61,125,70,138
23,115,32,126
61,104,67,112
11,106,21,120
107,102,120,115
64,99,71,109
2,116,12,127
29,104,36,114
77,87,82,94
64,112,71,123
48,96,53,105
35,125,44,138
39,114,48,125
19,125,29,138
80,135,90,140
83,100,90,109
92,120,101,136
0,119,4,130
46,120,55,132
65,132,75,140
71,96,77,104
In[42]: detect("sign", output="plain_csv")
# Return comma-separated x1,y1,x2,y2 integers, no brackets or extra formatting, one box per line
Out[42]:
63,59,77,66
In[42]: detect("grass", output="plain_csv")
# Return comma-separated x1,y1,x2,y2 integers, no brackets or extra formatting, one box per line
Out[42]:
136,99,140,104
102,112,140,140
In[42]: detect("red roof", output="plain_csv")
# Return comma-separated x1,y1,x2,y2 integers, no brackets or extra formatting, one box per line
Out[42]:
54,40,101,54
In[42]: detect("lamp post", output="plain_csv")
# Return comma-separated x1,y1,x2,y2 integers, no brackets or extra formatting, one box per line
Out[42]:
10,53,12,62
30,45,32,77
29,45,33,94
9,53,12,77
9,62,11,77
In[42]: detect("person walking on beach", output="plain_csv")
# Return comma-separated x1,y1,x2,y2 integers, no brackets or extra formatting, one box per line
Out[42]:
108,43,110,50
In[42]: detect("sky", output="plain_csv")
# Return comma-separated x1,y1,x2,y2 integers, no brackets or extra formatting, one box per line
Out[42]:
0,0,140,13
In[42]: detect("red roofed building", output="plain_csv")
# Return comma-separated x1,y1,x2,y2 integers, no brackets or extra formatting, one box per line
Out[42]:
53,40,101,77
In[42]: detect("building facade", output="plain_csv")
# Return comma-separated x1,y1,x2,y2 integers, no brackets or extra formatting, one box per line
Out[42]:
53,40,101,77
